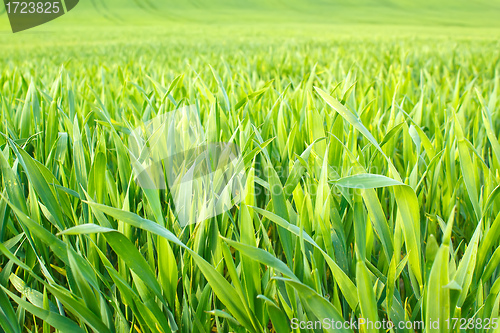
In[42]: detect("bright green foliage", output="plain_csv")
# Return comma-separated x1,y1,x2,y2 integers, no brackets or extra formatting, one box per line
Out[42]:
1,2,500,332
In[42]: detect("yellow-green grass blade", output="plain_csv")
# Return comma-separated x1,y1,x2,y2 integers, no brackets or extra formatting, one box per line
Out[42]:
82,202,261,333
1,285,85,333
274,277,353,333
335,174,422,287
251,206,358,311
356,260,379,333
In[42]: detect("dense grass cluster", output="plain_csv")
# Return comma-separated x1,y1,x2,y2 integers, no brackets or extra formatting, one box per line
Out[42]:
1,26,500,333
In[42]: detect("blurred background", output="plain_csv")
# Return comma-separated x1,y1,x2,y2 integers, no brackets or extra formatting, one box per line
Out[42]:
2,0,500,42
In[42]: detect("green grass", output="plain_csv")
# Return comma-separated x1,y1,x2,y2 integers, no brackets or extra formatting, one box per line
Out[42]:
1,1,500,333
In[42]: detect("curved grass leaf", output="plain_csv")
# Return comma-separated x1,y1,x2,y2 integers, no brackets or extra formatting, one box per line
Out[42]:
251,206,358,311
1,285,85,333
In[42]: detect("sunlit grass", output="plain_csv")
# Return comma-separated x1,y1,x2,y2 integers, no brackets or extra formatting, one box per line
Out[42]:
1,3,500,333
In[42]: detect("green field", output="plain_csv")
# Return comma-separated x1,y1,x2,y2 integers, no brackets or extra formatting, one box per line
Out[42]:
1,1,500,332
